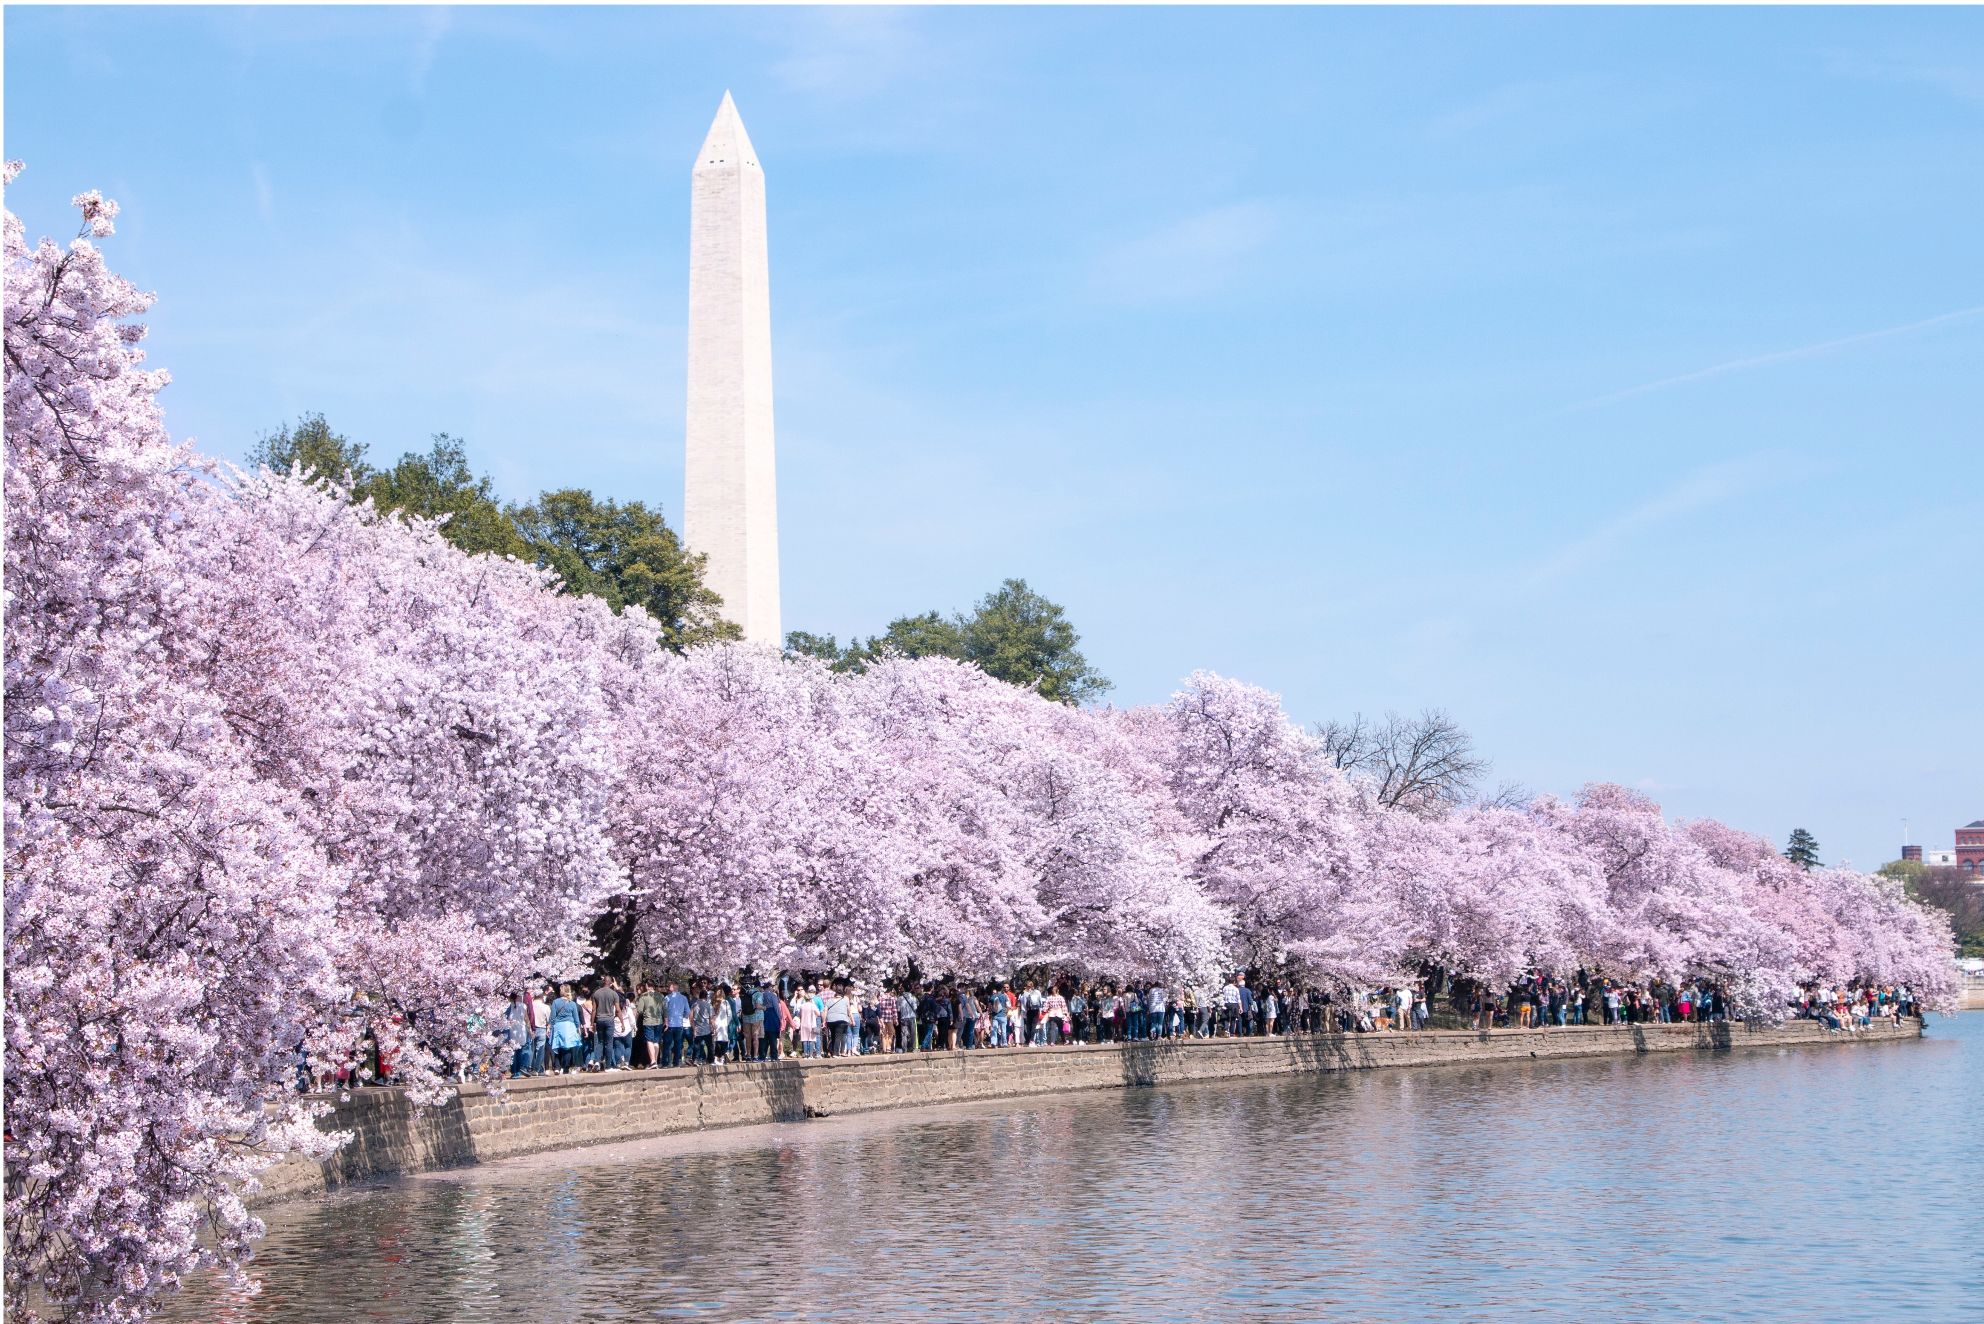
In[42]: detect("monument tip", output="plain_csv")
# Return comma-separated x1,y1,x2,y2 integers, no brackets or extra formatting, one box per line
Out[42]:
696,91,758,171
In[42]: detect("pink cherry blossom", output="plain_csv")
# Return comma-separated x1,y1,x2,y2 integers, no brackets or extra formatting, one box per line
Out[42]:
5,178,1958,1323
5,179,619,1321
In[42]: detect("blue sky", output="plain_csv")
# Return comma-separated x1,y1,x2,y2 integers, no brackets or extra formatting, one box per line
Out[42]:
7,6,1981,869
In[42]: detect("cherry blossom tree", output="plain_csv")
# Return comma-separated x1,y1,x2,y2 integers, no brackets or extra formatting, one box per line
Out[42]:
845,656,1220,978
5,171,349,1320
1399,804,1608,989
602,637,904,975
224,466,624,1016
5,176,619,1320
603,647,1221,981
5,172,1960,1324
1687,817,1955,1008
1139,672,1411,985
1534,785,1783,998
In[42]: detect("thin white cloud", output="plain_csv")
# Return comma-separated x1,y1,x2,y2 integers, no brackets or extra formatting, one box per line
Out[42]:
1561,304,1984,415
1521,456,1787,592
1432,75,1610,138
252,164,275,224
411,7,451,94
1089,203,1282,304
1823,47,1984,104
771,9,928,102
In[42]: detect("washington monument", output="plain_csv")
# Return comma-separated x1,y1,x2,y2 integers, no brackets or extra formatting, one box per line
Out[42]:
685,91,780,646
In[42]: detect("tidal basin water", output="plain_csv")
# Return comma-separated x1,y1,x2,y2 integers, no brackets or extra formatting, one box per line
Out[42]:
181,1015,1981,1323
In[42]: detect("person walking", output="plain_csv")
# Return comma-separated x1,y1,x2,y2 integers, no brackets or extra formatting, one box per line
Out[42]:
758,980,782,1060
761,982,783,1059
711,984,734,1062
860,987,884,1054
591,977,623,1069
526,983,550,1074
898,984,920,1054
579,986,600,1069
636,981,666,1068
823,984,851,1056
877,982,899,1053
690,985,714,1064
1041,987,1069,1045
740,979,764,1061
549,984,584,1073
505,991,531,1077
933,986,956,1051
663,981,691,1068
611,989,636,1068
958,987,980,1050
797,986,822,1058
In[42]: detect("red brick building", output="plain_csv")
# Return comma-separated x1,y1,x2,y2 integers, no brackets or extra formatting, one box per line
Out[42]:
1959,821,1984,874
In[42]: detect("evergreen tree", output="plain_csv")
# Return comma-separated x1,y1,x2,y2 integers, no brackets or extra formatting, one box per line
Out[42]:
249,416,735,651
365,435,533,560
871,610,969,663
784,630,853,670
510,489,739,652
249,419,526,558
245,413,373,486
958,578,1110,704
785,578,1110,704
1784,828,1822,871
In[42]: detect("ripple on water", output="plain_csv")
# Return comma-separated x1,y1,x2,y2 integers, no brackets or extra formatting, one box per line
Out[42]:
172,1017,1984,1324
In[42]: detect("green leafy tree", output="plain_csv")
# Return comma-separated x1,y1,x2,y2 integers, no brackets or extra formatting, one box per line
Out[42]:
245,413,373,485
1784,828,1822,871
364,435,533,559
510,489,740,651
872,611,968,662
786,578,1109,704
248,418,527,558
250,416,735,651
958,578,1110,704
784,631,852,669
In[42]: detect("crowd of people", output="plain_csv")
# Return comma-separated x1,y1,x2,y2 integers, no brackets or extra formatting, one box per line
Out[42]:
305,967,1930,1089
402,966,1927,1081
16,176,1959,1324
1794,985,1921,1031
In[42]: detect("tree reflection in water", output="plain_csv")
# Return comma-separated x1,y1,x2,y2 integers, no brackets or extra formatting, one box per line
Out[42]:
178,1019,1979,1324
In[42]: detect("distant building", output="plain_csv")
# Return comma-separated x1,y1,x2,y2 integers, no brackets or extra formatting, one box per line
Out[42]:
1959,820,1984,875
1901,845,1923,862
1925,848,1957,867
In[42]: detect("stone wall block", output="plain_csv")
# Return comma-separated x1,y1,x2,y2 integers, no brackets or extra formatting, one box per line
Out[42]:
248,1019,1921,1207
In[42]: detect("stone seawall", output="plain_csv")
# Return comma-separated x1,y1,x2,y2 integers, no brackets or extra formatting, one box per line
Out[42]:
254,1017,1921,1207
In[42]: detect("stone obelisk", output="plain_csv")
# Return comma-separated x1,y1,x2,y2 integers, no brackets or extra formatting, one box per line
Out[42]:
685,91,780,646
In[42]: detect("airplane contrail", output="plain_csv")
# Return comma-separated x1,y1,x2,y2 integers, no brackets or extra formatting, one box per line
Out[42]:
1561,303,1984,414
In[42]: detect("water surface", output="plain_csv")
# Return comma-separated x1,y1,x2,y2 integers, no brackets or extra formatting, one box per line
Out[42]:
179,1016,1982,1322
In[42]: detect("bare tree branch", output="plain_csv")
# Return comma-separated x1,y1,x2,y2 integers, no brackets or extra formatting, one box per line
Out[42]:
1314,714,1369,772
1313,707,1491,818
1477,778,1534,810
